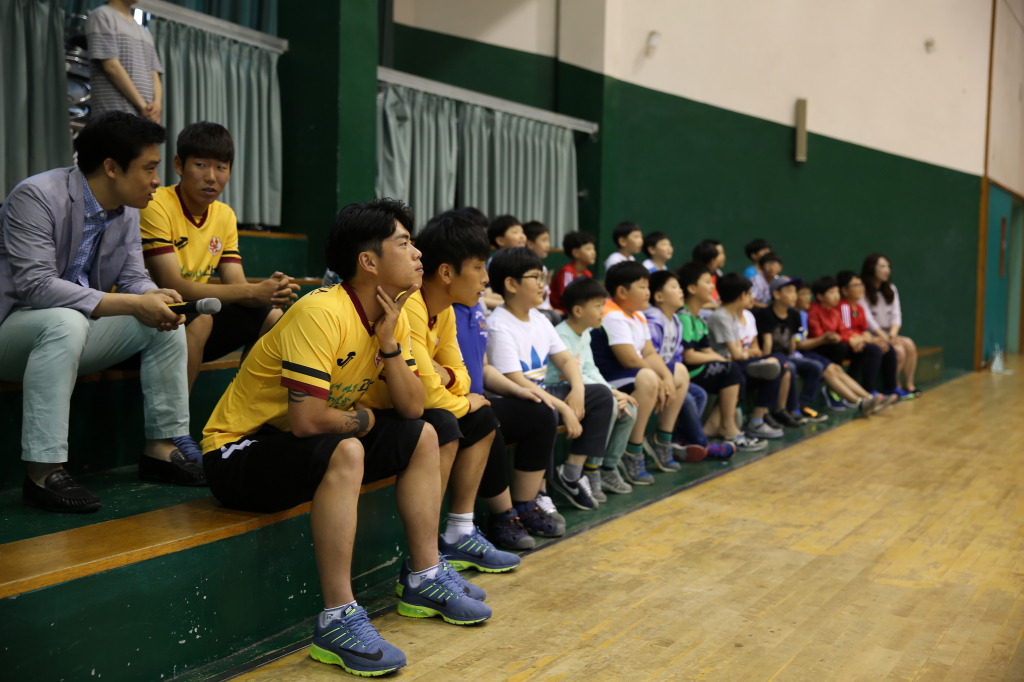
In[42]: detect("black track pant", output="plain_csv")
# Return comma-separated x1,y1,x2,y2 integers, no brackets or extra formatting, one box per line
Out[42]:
477,396,558,498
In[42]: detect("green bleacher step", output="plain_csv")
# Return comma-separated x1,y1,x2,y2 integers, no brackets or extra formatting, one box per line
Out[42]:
237,231,308,279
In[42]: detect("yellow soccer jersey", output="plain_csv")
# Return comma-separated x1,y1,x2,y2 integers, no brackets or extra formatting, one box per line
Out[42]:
363,290,471,417
201,282,417,453
139,185,241,283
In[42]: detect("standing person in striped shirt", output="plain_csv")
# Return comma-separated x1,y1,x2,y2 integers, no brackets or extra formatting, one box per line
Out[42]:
86,0,164,123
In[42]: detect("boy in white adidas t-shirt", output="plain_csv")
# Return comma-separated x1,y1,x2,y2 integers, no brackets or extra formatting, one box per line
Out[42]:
590,261,689,481
486,248,614,513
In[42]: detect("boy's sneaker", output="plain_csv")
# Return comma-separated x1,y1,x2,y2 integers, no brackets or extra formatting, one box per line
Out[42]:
618,451,654,485
745,419,783,439
516,500,565,537
397,556,485,601
672,441,708,463
486,508,535,550
310,604,406,676
534,492,565,525
763,413,784,430
857,394,879,417
744,359,782,380
873,392,899,413
706,442,736,459
893,387,916,401
821,386,847,411
551,464,598,510
439,527,521,574
770,410,804,428
643,434,682,472
396,563,492,625
585,470,607,503
800,406,829,423
730,434,767,452
600,467,633,494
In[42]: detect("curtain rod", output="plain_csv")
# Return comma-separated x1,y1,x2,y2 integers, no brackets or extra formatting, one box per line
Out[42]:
378,66,599,135
133,0,288,54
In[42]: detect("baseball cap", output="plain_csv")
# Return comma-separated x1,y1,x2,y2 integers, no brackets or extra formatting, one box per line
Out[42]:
769,275,803,293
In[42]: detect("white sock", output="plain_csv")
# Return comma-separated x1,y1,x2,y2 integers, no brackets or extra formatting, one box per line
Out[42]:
408,563,440,589
319,600,356,627
441,512,474,544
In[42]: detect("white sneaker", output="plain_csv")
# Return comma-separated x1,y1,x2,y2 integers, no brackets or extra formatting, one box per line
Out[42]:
535,492,566,524
730,434,768,452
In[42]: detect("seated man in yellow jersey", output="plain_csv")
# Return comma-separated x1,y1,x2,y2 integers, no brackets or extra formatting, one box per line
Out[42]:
200,199,491,677
139,122,299,395
364,211,519,575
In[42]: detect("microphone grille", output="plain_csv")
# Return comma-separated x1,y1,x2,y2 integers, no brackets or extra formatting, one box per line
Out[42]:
196,298,222,315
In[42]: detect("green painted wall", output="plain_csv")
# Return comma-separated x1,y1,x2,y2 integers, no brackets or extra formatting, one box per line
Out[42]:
279,0,378,275
984,184,1014,361
390,26,981,370
393,24,556,110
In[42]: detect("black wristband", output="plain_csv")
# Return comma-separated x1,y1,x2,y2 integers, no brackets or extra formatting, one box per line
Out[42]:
379,344,402,359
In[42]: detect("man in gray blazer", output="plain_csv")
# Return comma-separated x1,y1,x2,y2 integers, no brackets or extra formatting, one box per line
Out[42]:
0,111,205,513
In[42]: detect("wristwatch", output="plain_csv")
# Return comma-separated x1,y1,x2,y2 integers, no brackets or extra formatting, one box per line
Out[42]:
379,344,402,359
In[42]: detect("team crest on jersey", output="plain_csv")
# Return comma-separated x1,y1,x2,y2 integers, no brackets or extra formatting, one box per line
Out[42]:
208,237,223,255
374,351,384,367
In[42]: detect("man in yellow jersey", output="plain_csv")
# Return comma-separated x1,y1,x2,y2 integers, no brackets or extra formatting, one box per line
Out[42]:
139,122,300,399
365,211,522,576
201,199,491,677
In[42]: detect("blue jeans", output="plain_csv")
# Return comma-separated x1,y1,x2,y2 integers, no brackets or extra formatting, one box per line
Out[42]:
673,384,709,447
786,355,824,411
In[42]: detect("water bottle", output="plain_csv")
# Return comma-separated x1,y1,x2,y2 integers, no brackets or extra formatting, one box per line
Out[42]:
991,344,1005,373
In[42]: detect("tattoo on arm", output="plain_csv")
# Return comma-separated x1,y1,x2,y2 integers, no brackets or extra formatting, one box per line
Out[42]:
288,389,307,403
337,409,370,434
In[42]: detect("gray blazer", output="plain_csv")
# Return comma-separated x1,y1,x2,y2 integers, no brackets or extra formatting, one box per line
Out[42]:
0,167,156,324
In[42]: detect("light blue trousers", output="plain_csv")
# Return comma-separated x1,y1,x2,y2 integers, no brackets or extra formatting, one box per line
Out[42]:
591,401,637,469
0,307,189,463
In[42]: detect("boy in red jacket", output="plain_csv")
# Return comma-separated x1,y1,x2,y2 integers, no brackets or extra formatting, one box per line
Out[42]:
808,275,897,411
550,231,596,314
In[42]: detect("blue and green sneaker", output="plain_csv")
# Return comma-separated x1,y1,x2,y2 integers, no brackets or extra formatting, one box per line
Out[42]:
309,604,406,677
395,562,492,625
440,526,521,573
397,556,486,601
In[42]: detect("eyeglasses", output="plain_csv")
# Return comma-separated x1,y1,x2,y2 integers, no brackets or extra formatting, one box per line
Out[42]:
519,274,544,283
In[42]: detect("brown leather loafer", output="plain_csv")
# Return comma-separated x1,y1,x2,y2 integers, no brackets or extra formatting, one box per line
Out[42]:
23,470,102,513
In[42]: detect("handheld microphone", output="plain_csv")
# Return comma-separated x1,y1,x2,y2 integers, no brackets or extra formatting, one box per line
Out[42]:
167,298,222,316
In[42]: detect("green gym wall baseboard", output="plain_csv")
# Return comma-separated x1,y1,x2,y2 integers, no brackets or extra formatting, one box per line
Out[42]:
388,26,981,371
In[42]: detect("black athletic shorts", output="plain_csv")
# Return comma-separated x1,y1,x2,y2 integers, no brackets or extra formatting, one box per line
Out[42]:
202,409,425,513
690,361,742,394
185,302,275,362
420,405,499,450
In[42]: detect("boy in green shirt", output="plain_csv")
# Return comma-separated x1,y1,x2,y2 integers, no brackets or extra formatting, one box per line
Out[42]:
545,278,638,501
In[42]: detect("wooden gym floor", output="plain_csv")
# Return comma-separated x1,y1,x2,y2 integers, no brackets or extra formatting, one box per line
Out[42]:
234,362,1024,681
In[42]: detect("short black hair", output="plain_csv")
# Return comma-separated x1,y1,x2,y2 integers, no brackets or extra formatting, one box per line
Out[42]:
523,220,549,243
642,231,669,258
176,121,234,166
75,110,166,175
488,247,543,297
812,275,839,296
562,277,608,315
457,206,489,229
487,215,522,247
562,231,595,257
797,279,812,291
717,272,752,304
648,269,678,297
325,198,412,281
691,240,720,266
744,238,771,260
612,221,641,248
760,251,782,267
836,270,860,290
605,261,650,299
677,261,711,298
416,211,491,277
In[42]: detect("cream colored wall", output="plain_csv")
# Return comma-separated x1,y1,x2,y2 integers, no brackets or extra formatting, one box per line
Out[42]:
989,0,1024,196
395,0,994,176
393,0,557,56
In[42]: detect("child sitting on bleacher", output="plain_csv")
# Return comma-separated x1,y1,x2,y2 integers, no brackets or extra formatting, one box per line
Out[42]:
550,230,597,315
641,231,673,272
676,263,764,452
645,270,735,461
751,252,782,307
524,220,561,325
743,238,771,281
590,261,690,481
486,248,614,512
545,277,639,503
482,215,527,310
603,221,643,273
691,240,723,313
860,253,919,398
